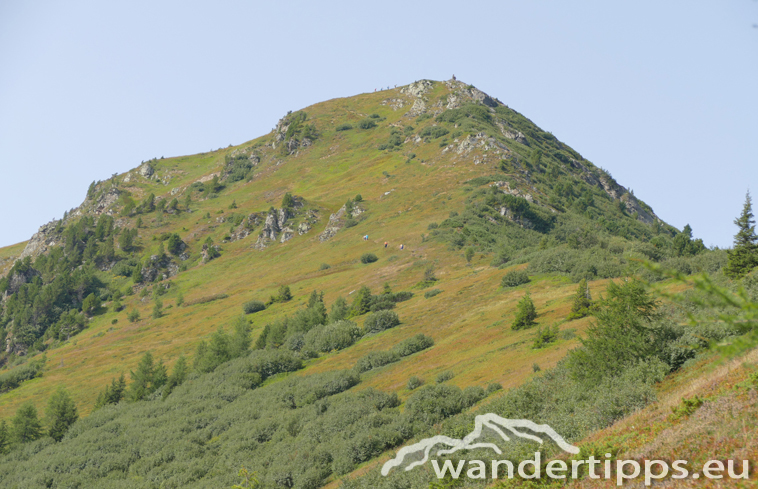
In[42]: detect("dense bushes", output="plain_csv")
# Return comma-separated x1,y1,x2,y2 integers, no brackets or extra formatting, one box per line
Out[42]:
501,269,530,287
363,310,400,334
336,123,353,131
354,334,433,373
419,126,449,139
305,320,361,352
358,119,377,129
243,300,266,314
0,355,45,393
360,253,378,264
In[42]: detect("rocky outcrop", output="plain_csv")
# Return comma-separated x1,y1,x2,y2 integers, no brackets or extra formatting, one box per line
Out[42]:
280,226,294,243
400,80,434,98
18,220,60,261
94,188,121,215
318,204,363,242
141,254,179,282
493,181,534,203
138,163,154,177
444,133,510,158
253,197,310,249
4,266,41,297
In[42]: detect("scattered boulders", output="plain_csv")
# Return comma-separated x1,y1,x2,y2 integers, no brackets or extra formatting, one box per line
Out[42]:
319,203,363,242
138,163,154,177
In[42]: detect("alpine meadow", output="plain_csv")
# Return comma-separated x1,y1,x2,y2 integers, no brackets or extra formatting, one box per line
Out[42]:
0,79,756,488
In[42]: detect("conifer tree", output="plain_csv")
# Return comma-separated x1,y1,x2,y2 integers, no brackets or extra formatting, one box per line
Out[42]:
568,279,592,320
512,292,537,330
129,351,155,402
152,297,163,319
725,191,758,279
0,420,10,454
46,386,78,442
162,355,188,399
278,285,292,302
329,296,348,322
230,316,252,357
12,402,42,443
254,324,270,350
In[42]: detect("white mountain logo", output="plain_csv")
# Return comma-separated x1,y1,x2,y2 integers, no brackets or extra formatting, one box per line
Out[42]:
381,414,580,476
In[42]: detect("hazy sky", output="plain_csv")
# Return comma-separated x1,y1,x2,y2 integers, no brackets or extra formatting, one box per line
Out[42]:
1,1,756,248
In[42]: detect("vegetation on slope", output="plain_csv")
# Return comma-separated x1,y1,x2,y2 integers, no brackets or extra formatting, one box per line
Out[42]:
0,79,755,488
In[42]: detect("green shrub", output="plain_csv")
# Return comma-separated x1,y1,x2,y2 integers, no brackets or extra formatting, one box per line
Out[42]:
354,334,432,373
407,376,423,390
368,113,380,119
486,382,503,394
243,301,266,314
670,395,704,420
391,291,414,302
305,320,361,352
436,370,454,383
127,309,140,323
405,384,465,425
512,293,538,330
360,253,378,264
463,386,486,407
392,334,434,356
0,356,46,393
501,269,530,287
419,126,449,139
424,289,442,299
355,351,398,373
318,263,331,270
363,310,400,334
336,123,352,131
532,325,559,349
358,119,377,129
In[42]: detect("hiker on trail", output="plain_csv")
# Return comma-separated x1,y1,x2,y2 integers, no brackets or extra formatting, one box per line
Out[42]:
452,74,456,81
400,244,404,250
384,242,388,248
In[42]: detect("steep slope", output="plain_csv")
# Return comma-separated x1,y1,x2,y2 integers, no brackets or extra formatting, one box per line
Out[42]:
0,79,725,488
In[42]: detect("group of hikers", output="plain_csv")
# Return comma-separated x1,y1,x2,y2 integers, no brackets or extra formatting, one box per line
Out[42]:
363,234,404,250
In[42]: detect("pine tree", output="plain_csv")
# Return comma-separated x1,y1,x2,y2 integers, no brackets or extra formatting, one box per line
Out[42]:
329,296,348,322
567,279,592,320
46,386,78,442
162,355,189,399
511,292,537,330
230,316,251,357
0,420,10,455
152,297,163,319
725,191,758,279
254,325,270,350
119,227,134,251
12,402,42,443
152,360,168,392
349,286,372,316
129,351,155,401
278,285,292,302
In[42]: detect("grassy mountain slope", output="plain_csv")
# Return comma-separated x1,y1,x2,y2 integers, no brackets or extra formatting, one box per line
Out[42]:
0,79,732,488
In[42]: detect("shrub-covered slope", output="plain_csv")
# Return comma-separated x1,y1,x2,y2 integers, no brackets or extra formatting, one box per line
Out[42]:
0,79,730,488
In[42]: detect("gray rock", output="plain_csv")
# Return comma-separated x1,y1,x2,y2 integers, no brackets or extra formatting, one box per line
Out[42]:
138,163,154,177
280,226,294,243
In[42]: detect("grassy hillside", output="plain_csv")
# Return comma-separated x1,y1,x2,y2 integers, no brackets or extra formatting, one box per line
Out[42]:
0,79,741,488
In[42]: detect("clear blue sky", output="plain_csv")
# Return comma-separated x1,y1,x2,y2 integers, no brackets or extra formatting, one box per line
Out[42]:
1,0,756,248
